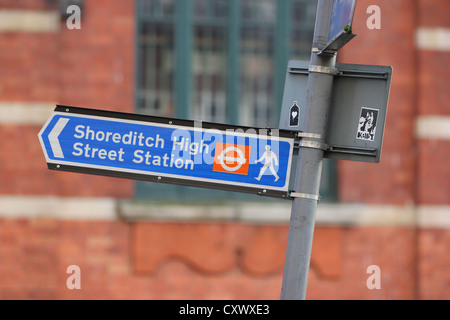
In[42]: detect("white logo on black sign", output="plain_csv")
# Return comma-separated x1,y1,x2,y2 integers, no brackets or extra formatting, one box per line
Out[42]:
289,101,300,127
357,107,379,142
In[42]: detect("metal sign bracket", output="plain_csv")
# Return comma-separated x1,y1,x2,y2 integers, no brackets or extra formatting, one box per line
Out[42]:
309,65,339,76
295,132,329,151
289,192,321,202
298,139,329,151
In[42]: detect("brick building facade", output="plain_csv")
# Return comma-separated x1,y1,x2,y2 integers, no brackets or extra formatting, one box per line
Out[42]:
0,0,449,299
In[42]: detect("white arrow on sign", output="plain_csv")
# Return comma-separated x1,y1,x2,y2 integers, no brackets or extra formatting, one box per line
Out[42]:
48,117,69,158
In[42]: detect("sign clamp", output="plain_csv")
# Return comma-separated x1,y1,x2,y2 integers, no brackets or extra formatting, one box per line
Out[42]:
309,65,339,76
289,192,320,202
295,132,379,158
295,132,329,151
297,132,322,140
298,139,329,151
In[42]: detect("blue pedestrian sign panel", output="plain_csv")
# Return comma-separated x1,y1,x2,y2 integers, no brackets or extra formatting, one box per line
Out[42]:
328,0,357,43
38,106,295,198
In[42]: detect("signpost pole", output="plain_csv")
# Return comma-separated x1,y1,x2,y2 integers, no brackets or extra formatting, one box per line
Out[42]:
280,0,337,300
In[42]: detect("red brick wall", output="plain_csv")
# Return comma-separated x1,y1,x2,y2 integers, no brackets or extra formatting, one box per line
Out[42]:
0,0,448,300
418,0,450,28
415,0,450,206
58,0,135,111
418,140,450,204
0,0,134,198
419,229,450,299
338,0,418,205
2,219,448,300
0,0,57,10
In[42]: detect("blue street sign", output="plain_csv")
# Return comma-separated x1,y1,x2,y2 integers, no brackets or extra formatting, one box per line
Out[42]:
328,0,357,42
38,106,295,198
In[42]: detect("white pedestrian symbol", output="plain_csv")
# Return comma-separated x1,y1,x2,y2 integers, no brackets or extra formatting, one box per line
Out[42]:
255,145,279,182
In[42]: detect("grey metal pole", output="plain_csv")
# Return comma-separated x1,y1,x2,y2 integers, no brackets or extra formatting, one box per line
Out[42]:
280,0,337,300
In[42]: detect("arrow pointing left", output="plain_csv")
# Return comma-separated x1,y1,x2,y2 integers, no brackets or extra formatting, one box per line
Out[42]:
48,117,69,158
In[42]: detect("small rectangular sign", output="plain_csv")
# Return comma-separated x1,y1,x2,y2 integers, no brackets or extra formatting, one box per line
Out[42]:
39,106,295,198
279,60,393,163
356,107,379,142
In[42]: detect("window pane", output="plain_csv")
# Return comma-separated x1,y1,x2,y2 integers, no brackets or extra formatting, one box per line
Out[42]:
239,0,275,128
137,0,175,117
140,0,175,19
291,0,317,59
192,2,228,123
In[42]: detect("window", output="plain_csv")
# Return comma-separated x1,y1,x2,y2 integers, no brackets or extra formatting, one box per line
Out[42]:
135,0,336,202
136,0,175,118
